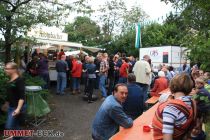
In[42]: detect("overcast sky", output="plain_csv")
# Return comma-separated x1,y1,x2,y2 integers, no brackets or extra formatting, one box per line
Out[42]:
0,0,174,40
86,0,174,22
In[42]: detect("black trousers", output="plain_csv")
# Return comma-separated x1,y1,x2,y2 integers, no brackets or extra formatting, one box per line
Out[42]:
87,78,95,101
107,76,115,96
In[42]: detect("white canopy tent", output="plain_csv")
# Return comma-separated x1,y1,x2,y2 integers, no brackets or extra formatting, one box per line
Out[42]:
35,39,102,53
65,50,88,56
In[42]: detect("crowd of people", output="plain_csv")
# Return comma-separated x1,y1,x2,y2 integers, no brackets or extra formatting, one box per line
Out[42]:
90,54,210,140
22,50,140,102
2,48,210,140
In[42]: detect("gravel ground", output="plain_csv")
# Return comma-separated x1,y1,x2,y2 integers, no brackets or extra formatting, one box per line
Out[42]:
31,85,103,140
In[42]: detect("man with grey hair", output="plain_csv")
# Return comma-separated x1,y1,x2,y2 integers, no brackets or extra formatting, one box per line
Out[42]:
56,55,68,95
132,55,151,102
179,60,191,75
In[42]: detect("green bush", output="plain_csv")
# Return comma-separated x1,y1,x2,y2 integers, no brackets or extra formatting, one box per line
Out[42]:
0,71,50,126
0,69,9,125
24,73,46,86
23,74,50,100
0,69,9,104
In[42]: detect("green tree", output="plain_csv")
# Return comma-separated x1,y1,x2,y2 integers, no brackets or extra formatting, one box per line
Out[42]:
181,30,210,71
98,1,147,54
122,5,148,32
161,0,209,30
98,0,127,36
110,30,138,57
141,22,181,47
161,0,210,71
0,0,88,63
64,16,102,46
107,21,183,57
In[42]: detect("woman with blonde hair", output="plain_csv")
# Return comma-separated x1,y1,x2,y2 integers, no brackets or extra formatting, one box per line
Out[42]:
85,57,96,103
2,62,26,132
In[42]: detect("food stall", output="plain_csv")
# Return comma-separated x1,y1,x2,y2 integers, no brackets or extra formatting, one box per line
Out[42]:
34,41,101,81
27,26,101,81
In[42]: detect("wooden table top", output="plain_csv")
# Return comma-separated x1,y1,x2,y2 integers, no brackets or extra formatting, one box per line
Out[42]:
111,103,159,140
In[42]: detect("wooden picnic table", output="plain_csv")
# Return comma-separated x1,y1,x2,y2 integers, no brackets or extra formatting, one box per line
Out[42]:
145,96,159,104
158,88,171,95
110,103,159,140
146,88,171,104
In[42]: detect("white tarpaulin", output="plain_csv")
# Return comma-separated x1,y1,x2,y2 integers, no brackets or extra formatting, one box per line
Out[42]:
36,39,101,53
65,50,88,56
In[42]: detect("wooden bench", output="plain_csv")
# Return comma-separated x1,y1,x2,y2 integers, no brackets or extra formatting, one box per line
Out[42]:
158,88,171,95
145,96,159,104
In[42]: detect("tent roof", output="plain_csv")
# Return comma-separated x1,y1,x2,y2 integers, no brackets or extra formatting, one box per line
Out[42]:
36,39,102,53
65,50,88,56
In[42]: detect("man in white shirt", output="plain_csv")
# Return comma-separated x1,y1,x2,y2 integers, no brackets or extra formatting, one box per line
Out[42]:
132,55,151,102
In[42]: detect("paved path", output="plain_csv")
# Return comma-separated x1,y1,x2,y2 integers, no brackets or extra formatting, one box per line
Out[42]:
32,86,103,140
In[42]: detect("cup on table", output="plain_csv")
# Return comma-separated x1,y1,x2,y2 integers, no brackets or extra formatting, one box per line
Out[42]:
143,125,151,132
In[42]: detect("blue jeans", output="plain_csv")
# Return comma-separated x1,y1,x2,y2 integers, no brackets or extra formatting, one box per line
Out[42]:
99,75,107,97
57,72,67,94
6,105,25,140
118,77,127,84
39,72,50,89
72,77,80,90
5,104,26,130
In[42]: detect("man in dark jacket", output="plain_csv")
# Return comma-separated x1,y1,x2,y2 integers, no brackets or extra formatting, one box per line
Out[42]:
123,73,144,120
107,55,115,95
94,53,102,89
37,53,49,89
56,55,68,95
66,55,73,88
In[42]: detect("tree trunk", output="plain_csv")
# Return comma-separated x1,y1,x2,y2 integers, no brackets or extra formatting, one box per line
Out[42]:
4,42,11,64
4,16,12,64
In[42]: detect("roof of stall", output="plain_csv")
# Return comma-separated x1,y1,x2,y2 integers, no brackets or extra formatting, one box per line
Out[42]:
36,39,102,53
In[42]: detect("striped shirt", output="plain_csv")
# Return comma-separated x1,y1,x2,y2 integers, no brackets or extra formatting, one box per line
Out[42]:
162,96,192,134
99,59,109,75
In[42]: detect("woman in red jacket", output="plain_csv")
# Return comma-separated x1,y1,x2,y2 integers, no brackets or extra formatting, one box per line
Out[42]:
118,57,129,84
71,55,82,94
150,71,168,97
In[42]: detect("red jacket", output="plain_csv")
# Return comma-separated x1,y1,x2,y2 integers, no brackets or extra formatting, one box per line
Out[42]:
58,51,65,60
71,59,82,78
151,77,168,97
119,62,129,78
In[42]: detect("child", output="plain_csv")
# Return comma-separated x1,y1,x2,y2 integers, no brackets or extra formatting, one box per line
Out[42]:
195,77,210,99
